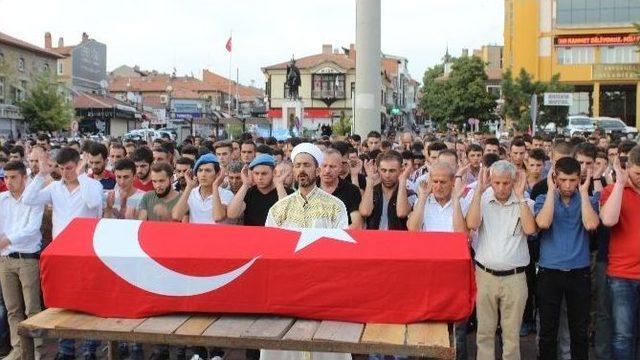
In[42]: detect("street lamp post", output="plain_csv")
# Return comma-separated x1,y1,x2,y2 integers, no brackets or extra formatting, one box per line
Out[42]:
165,85,173,130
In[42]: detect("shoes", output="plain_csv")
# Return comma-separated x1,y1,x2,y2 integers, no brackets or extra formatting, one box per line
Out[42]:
149,349,170,360
117,345,130,360
55,353,75,360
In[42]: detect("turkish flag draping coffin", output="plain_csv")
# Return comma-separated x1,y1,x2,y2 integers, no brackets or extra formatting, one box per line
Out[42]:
41,218,476,324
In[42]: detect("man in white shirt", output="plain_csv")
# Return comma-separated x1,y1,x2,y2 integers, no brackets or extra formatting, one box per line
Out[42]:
407,161,469,360
0,161,44,360
104,158,145,220
22,147,103,360
172,153,233,224
466,161,537,360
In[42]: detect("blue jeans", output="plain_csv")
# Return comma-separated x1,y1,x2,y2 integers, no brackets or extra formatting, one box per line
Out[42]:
595,261,613,360
608,276,640,360
58,339,101,356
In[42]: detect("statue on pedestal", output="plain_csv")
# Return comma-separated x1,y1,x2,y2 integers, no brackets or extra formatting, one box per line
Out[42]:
286,57,301,100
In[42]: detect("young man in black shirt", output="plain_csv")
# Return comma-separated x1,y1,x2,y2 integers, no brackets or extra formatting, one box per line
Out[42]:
226,154,291,226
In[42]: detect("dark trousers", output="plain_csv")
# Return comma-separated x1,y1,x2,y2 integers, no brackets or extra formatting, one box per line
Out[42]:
523,239,538,325
537,267,590,360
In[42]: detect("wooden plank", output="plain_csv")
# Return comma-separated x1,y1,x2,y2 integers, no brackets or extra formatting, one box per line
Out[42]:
202,315,257,337
55,313,104,330
313,321,364,343
133,314,189,334
242,317,294,339
361,324,406,345
282,319,321,341
20,308,74,330
174,315,217,336
406,323,450,348
94,318,147,333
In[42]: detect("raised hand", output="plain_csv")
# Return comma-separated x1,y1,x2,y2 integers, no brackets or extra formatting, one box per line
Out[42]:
580,168,592,195
184,169,198,189
273,165,290,187
213,168,226,188
350,157,363,177
613,158,628,185
478,164,491,193
514,170,527,199
417,176,433,199
363,159,380,185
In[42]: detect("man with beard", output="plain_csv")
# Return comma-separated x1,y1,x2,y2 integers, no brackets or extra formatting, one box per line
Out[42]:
360,151,415,230
173,157,194,192
172,154,232,224
263,143,349,360
138,163,181,222
227,154,291,226
132,147,154,192
87,142,116,190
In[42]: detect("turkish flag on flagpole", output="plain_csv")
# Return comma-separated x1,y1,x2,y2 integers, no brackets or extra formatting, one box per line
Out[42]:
225,36,232,52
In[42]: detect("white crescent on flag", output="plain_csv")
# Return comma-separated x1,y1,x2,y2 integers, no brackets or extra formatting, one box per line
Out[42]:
93,219,259,297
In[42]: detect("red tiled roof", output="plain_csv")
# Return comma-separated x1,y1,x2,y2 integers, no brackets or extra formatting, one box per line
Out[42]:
262,53,356,71
0,31,64,59
381,58,399,77
74,91,134,109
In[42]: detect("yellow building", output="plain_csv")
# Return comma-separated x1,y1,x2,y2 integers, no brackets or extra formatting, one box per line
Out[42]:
504,0,640,129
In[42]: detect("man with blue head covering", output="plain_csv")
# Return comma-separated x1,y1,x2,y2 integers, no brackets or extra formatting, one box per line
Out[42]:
226,154,292,226
171,153,234,224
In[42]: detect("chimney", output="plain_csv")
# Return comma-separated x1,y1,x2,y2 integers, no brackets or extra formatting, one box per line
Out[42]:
349,43,356,60
82,32,89,42
461,48,469,57
44,32,52,49
58,37,64,48
322,44,332,55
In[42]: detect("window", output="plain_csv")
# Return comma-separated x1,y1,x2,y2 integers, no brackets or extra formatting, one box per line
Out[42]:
569,92,591,115
0,77,4,101
43,62,50,72
311,74,346,99
57,61,63,75
600,45,640,63
0,52,4,64
556,0,640,26
487,85,502,98
557,46,595,64
18,57,25,72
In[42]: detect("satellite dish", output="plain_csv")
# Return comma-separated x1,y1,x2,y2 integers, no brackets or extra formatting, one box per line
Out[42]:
99,80,108,89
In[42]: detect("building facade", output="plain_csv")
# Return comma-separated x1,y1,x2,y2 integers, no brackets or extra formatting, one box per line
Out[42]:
0,32,63,138
262,44,418,134
504,0,640,128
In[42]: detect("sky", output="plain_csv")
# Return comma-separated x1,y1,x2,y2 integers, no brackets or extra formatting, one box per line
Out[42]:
0,0,503,88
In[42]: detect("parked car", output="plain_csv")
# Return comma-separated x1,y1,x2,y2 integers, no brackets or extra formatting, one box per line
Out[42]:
563,116,595,137
123,129,161,141
592,117,637,137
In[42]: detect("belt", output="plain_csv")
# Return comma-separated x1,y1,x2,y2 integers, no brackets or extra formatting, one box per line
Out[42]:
475,261,526,277
5,252,40,260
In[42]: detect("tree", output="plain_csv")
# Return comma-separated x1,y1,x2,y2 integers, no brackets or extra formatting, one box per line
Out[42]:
501,68,571,131
332,111,351,136
16,73,73,133
420,57,497,129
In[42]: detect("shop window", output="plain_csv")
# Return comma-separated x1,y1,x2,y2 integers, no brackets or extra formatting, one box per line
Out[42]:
569,92,590,115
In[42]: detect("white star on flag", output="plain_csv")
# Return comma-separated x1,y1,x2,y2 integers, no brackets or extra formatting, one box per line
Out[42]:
290,228,357,252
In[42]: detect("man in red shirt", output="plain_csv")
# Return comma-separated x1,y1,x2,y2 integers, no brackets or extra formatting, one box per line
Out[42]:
132,147,154,192
601,144,640,359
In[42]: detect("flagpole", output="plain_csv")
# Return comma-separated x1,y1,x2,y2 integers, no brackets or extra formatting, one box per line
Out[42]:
236,67,239,115
228,30,232,116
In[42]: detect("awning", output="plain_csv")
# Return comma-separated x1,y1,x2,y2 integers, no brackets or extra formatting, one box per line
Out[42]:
304,109,332,118
267,109,282,118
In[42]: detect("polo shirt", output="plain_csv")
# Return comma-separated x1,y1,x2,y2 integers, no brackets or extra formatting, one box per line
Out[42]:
601,184,640,280
534,191,599,270
475,191,533,271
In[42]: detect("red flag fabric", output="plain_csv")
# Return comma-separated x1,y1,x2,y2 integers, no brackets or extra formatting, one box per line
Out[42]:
40,218,476,323
225,37,232,52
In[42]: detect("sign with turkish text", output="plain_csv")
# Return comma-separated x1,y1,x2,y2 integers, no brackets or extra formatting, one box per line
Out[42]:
555,33,640,46
543,93,572,106
592,64,640,80
41,219,476,323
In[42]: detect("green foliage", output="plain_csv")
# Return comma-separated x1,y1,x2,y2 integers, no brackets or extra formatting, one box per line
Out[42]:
332,111,351,136
419,57,497,129
501,68,572,131
16,73,73,133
